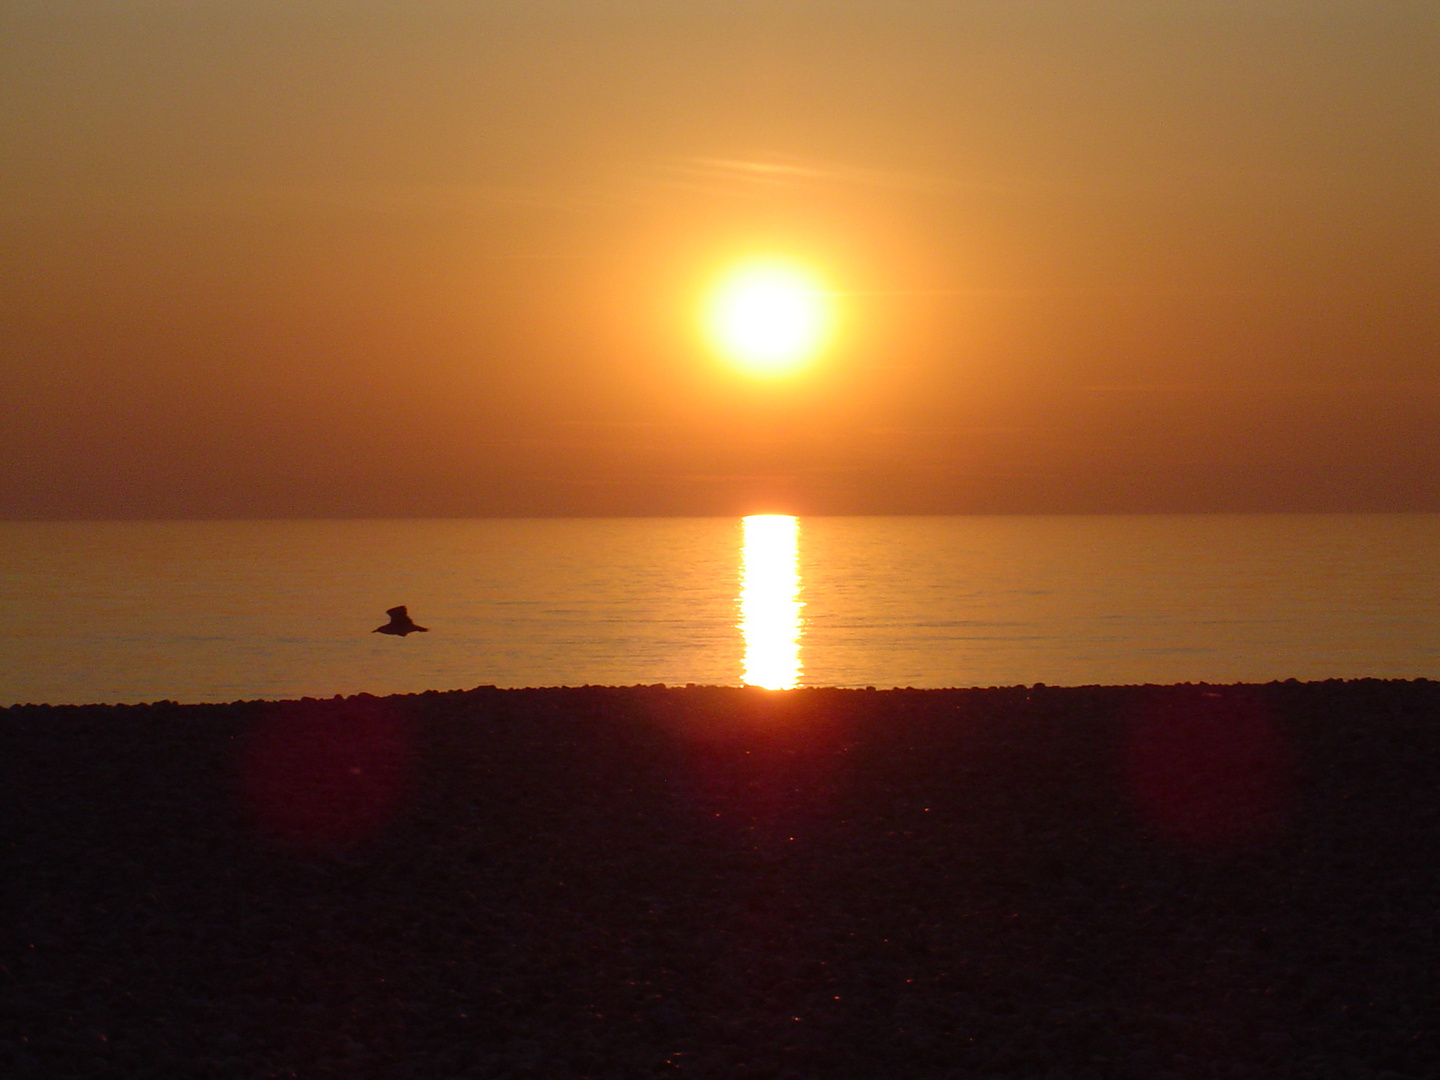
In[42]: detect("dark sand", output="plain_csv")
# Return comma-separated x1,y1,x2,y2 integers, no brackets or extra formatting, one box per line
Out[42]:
4,681,1439,1079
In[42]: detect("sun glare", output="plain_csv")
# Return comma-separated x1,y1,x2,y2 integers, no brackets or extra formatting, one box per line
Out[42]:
704,261,832,376
739,514,803,689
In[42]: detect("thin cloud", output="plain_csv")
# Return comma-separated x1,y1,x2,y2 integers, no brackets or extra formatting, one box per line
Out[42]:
660,153,1017,197
0,179,615,219
269,182,614,216
1080,381,1440,397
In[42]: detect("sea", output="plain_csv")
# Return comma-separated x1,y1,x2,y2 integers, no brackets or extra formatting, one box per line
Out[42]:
1,514,1436,705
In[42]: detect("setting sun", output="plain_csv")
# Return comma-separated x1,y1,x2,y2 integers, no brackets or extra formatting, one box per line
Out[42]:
704,260,833,376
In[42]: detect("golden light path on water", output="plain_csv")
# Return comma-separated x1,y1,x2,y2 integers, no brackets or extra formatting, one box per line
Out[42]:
738,514,803,689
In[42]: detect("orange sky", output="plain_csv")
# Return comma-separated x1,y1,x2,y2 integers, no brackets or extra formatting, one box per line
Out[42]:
2,1,1435,518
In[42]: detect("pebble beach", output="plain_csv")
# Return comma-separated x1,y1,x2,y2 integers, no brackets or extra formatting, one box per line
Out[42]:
4,680,1439,1079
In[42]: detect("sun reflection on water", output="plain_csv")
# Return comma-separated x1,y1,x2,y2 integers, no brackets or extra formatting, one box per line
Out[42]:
739,515,803,689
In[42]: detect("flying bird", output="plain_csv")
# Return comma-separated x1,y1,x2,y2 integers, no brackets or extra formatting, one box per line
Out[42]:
374,606,428,636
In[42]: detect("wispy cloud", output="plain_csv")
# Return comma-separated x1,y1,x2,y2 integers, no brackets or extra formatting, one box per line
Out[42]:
248,181,616,217
0,179,615,220
656,153,1016,197
1080,380,1440,398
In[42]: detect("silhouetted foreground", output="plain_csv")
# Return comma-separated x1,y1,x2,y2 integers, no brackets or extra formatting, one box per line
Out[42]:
4,680,1439,1079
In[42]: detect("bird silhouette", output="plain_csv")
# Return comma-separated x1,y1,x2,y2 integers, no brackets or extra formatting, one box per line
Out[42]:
374,606,428,636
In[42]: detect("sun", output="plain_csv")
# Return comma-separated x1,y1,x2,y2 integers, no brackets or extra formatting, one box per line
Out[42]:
703,260,833,376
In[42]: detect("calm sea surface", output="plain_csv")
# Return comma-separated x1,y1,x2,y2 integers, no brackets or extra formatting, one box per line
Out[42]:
1,514,1436,705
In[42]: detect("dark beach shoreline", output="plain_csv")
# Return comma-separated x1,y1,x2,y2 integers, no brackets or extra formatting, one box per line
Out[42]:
5,680,1439,1078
